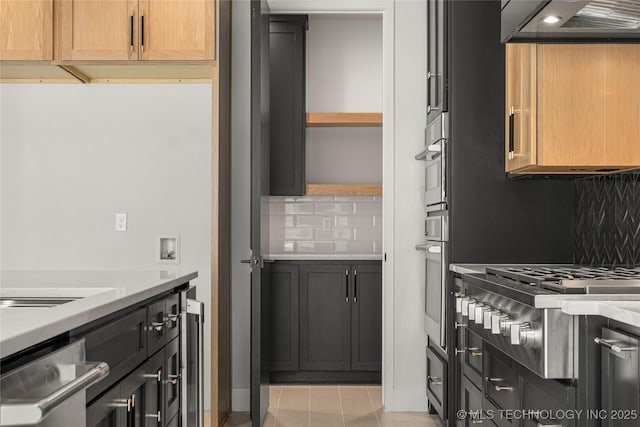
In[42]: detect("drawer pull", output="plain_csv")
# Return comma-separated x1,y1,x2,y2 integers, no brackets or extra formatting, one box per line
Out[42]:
472,420,483,425
488,378,513,392
594,337,637,353
454,322,467,329
455,348,466,355
151,321,166,331
146,411,162,423
168,374,181,385
427,376,442,385
467,347,482,357
166,313,179,324
143,368,162,382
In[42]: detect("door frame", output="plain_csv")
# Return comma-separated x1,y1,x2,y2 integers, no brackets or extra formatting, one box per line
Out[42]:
266,0,397,409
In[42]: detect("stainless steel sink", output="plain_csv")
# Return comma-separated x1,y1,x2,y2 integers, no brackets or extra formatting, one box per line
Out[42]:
0,297,80,308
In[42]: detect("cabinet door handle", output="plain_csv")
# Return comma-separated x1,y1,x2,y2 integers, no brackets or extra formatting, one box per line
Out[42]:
168,374,181,385
140,15,145,52
353,269,358,303
508,106,515,159
146,411,161,423
129,15,134,53
594,337,637,353
166,313,179,324
427,376,442,385
487,377,513,392
143,368,162,382
151,321,166,331
467,347,482,357
345,269,349,302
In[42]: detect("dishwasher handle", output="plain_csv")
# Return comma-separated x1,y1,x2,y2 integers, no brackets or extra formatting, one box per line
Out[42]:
0,361,109,426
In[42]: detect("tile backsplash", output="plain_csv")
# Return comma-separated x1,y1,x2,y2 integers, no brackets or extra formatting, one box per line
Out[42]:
268,196,382,255
574,172,640,266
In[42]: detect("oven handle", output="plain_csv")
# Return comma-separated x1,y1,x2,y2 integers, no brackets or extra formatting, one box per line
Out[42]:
0,362,109,426
414,140,444,161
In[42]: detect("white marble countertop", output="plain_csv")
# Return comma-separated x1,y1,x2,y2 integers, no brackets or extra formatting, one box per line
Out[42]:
562,300,640,328
266,254,383,261
0,270,197,359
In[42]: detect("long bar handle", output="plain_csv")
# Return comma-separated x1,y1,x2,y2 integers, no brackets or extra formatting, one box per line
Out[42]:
345,269,349,303
487,378,514,392
508,106,515,159
130,15,134,53
414,141,443,161
186,298,204,427
353,269,358,303
140,15,145,52
594,337,637,353
0,362,109,425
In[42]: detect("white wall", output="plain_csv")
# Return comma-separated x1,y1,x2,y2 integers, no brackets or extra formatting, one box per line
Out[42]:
305,15,383,185
230,0,428,413
0,83,214,409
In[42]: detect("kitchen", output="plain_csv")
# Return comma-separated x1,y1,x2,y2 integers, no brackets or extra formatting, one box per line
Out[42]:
1,1,639,427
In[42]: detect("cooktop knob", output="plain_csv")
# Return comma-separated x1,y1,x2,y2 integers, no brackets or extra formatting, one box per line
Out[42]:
461,298,474,317
468,301,479,320
455,295,467,314
491,312,506,335
484,309,499,330
474,305,488,324
511,322,533,346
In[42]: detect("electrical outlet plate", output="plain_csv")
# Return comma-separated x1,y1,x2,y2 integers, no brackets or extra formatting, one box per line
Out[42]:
115,213,127,232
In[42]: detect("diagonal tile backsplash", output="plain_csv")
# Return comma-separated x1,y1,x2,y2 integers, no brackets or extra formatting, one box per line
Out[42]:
574,172,640,266
268,196,382,255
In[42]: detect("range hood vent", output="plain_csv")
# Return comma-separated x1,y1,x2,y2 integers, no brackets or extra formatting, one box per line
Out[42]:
566,0,640,29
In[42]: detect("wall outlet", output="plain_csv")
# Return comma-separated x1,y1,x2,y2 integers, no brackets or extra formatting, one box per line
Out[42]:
115,213,128,232
322,216,331,231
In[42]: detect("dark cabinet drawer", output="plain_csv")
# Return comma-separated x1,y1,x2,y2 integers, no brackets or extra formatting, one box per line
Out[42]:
86,307,147,401
426,345,447,420
86,384,124,427
463,330,483,386
164,293,180,344
484,344,518,427
147,299,168,356
164,337,181,424
459,375,484,427
144,350,165,427
520,367,576,427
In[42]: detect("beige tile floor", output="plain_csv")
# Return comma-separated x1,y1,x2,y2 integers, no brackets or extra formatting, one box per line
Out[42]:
218,385,440,427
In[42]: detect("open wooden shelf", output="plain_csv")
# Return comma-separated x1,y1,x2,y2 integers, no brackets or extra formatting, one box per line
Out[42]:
306,112,382,127
306,184,382,196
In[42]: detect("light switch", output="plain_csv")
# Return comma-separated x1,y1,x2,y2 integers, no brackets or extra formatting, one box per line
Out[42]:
115,213,128,232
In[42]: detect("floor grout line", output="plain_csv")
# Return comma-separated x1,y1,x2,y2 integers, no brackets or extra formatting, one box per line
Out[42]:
307,387,311,427
273,386,283,426
338,386,346,427
366,387,382,427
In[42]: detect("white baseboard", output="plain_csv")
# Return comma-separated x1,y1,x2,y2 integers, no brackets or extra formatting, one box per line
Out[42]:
384,387,428,412
231,388,250,412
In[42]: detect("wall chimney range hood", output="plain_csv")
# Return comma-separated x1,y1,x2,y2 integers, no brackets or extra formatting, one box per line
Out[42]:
502,0,640,42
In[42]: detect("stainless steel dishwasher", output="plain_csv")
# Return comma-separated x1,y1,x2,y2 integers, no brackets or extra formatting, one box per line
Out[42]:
0,339,109,426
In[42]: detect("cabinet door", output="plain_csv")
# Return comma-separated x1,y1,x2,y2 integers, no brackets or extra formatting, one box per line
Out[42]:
164,293,180,344
164,337,181,423
459,375,483,427
121,367,147,427
269,18,306,196
426,0,447,123
299,264,351,371
351,264,382,371
139,0,214,60
144,351,164,427
520,367,576,427
59,0,138,61
0,0,52,60
87,385,125,427
483,343,518,427
537,44,607,168
426,345,447,420
269,263,299,371
600,327,640,427
505,43,537,172
603,45,640,167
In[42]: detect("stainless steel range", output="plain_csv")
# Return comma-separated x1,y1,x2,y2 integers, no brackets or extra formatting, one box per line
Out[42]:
456,265,640,379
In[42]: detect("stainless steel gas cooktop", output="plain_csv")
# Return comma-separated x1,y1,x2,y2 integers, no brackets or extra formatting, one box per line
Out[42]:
486,265,640,294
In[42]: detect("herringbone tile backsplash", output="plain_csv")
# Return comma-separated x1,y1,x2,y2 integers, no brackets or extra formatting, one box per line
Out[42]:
574,173,640,266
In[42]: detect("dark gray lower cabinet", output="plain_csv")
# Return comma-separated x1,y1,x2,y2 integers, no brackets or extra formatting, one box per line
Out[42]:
271,261,382,380
520,367,576,427
164,338,181,424
269,263,299,371
351,264,383,371
459,375,483,427
600,327,640,427
87,385,123,427
299,264,351,371
483,344,518,427
426,345,447,419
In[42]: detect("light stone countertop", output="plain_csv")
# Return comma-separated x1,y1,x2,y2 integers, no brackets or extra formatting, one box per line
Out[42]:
561,300,640,328
0,270,197,359
266,254,383,261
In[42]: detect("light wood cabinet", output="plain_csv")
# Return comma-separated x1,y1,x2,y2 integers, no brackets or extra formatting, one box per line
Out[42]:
59,0,215,62
506,44,640,174
0,0,53,61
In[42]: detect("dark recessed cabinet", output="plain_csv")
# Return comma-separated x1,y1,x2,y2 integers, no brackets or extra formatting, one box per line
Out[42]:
426,0,447,124
269,261,382,383
269,16,307,196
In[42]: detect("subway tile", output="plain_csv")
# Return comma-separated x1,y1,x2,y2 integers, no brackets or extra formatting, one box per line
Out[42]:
334,196,376,202
354,202,382,215
269,203,286,214
354,228,382,241
373,241,382,253
298,196,335,202
296,241,334,253
284,203,315,215
316,228,353,241
270,215,295,228
296,215,324,228
335,241,375,254
316,202,354,215
335,215,375,229
274,228,315,240
269,241,295,253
